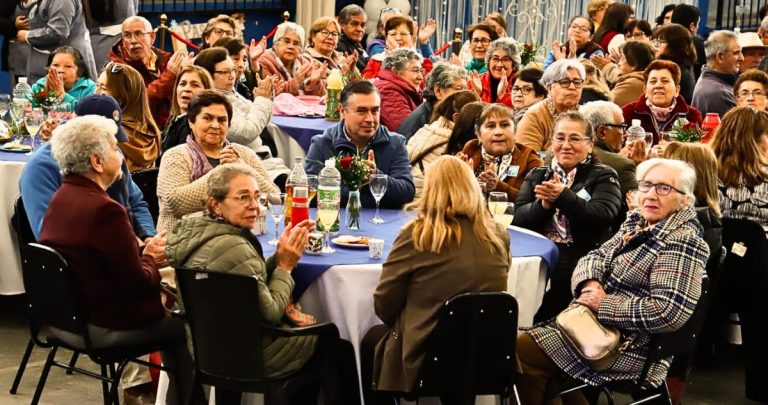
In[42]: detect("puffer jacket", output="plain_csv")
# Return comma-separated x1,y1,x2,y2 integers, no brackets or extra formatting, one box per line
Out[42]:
374,68,423,132
165,213,317,378
406,117,453,197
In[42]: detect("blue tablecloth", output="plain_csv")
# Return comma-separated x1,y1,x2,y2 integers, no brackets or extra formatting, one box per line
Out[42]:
271,115,336,152
257,208,559,298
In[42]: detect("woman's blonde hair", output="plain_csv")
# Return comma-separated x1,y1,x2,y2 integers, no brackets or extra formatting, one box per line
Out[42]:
105,63,159,134
170,65,214,118
308,17,341,47
711,106,768,187
663,142,721,216
404,156,506,254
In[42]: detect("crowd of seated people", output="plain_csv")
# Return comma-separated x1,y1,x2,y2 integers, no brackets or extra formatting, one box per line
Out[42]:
9,2,768,404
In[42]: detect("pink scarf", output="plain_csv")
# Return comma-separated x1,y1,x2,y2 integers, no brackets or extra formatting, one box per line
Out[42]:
646,97,677,123
186,135,230,182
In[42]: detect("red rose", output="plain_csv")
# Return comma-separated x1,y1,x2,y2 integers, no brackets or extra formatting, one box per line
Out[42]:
683,122,697,130
340,156,354,170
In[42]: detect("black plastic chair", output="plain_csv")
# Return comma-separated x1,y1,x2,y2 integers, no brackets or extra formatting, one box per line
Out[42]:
9,196,80,396
175,268,343,404
24,243,173,405
130,168,159,223
549,275,712,405
400,292,520,405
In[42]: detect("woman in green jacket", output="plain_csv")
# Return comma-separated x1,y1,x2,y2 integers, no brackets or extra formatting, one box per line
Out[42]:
31,46,97,108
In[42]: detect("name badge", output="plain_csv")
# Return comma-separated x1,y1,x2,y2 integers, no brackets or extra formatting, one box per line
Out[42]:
731,242,747,257
503,165,520,179
576,188,592,201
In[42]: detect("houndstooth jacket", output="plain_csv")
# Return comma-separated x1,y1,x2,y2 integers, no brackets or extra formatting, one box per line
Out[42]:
527,205,709,387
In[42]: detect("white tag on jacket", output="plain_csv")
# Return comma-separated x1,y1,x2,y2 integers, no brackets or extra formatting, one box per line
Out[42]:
731,242,747,257
576,188,592,201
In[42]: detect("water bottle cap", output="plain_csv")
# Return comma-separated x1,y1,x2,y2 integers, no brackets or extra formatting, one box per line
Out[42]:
325,158,335,168
631,119,641,127
18,77,27,84
293,186,308,198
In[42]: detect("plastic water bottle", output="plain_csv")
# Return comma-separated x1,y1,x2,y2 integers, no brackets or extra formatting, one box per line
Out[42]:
626,119,645,144
317,159,341,232
13,77,32,101
284,157,308,225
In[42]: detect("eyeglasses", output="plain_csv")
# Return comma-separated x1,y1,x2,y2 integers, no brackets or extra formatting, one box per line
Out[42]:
557,78,584,89
490,56,514,64
552,135,592,145
214,68,237,76
211,27,235,37
227,193,261,206
387,31,412,38
603,123,629,133
568,24,590,33
278,37,302,47
122,31,151,40
651,38,667,47
406,67,426,75
626,31,647,40
105,62,123,74
318,30,340,39
738,90,766,99
470,38,492,46
512,85,534,95
637,180,684,196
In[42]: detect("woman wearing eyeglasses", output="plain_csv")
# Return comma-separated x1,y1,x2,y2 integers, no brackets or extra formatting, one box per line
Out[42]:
734,69,768,111
621,60,703,145
543,16,604,70
257,22,327,97
515,111,621,322
374,48,425,131
464,23,499,74
467,38,521,109
200,14,237,50
304,17,360,79
361,16,434,80
609,41,655,107
510,67,547,122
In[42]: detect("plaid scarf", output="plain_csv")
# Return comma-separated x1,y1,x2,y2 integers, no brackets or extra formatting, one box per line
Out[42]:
543,157,591,244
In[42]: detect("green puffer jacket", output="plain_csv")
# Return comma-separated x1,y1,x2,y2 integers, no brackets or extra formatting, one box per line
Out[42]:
165,213,317,378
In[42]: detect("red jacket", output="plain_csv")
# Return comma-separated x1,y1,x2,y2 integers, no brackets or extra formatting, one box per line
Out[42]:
621,95,703,145
362,56,433,80
108,40,176,129
469,71,515,107
374,69,424,132
39,175,164,330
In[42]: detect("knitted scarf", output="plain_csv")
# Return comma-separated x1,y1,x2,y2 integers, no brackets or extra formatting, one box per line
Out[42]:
186,135,230,182
466,59,487,73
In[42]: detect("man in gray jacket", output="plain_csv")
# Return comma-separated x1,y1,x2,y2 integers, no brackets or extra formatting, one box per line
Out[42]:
692,30,744,118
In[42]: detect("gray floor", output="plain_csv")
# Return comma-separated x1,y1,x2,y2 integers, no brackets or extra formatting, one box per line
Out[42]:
0,294,763,405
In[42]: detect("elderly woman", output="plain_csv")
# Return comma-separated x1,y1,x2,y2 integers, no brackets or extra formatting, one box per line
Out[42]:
593,3,634,55
734,69,768,111
458,104,543,201
96,62,162,171
465,22,500,73
361,155,510,403
513,111,621,322
592,19,653,86
468,38,521,108
398,62,468,139
517,158,708,405
31,46,96,108
517,59,586,151
407,90,480,196
361,16,434,80
40,115,194,405
622,60,703,145
304,16,359,77
654,24,698,104
257,22,326,97
610,41,655,107
543,16,604,70
162,65,214,152
624,19,653,43
511,67,547,122
199,14,237,49
213,37,258,101
374,48,425,131
157,90,278,233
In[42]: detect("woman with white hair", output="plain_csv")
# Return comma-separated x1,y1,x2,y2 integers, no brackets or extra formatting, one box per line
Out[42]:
257,22,327,96
517,157,708,405
467,38,521,108
516,59,586,151
39,115,196,405
374,48,425,131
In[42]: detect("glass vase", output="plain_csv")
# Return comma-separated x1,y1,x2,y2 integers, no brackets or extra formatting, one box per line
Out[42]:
345,189,361,230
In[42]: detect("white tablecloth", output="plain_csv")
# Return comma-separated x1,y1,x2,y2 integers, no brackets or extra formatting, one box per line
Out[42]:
0,160,26,295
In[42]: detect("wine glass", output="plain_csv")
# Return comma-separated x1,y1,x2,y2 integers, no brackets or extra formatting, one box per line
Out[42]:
0,94,10,120
478,181,488,201
643,132,654,155
492,202,515,227
10,99,29,139
369,174,388,224
306,174,318,202
488,192,508,214
267,192,285,245
24,108,42,153
52,102,74,124
316,199,339,254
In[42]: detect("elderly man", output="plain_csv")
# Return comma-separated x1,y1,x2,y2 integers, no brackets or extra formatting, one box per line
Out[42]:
305,80,415,209
692,30,743,118
107,16,193,128
336,4,369,72
739,32,768,73
397,62,468,139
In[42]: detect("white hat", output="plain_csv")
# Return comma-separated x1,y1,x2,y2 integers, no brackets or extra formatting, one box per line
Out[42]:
738,32,767,50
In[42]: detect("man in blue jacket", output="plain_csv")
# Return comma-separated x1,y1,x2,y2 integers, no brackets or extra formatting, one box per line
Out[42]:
19,94,156,240
305,80,415,209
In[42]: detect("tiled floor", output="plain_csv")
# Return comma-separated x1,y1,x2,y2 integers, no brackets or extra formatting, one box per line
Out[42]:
0,294,764,404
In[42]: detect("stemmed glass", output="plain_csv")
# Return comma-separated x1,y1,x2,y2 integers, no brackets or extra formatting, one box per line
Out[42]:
24,108,42,153
267,192,285,245
10,99,29,140
488,192,508,214
0,94,10,120
369,174,388,224
316,199,339,254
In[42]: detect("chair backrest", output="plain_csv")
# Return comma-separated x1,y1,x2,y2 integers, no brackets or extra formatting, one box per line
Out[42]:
25,243,88,337
414,292,519,397
175,268,267,384
130,168,159,223
721,217,768,286
12,196,36,248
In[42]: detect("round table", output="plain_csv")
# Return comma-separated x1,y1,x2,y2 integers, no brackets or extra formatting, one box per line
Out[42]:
270,115,336,152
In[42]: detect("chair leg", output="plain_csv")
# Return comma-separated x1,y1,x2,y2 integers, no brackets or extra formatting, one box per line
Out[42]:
9,338,35,394
65,351,79,375
100,364,111,404
513,385,522,405
31,345,58,405
601,386,616,405
108,360,130,405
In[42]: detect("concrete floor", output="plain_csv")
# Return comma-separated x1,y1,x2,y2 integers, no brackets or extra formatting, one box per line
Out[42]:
0,294,764,405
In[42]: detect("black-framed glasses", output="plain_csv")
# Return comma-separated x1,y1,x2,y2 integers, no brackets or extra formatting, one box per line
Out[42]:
557,78,584,89
379,7,402,18
211,27,235,37
105,61,123,74
603,123,629,133
637,180,684,196
490,56,514,64
626,31,647,39
512,85,534,95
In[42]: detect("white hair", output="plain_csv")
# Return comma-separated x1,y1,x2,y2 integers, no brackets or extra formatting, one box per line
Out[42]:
636,158,696,207
274,22,306,49
541,59,586,88
51,116,119,176
704,30,738,61
580,100,623,138
761,16,768,33
122,16,152,32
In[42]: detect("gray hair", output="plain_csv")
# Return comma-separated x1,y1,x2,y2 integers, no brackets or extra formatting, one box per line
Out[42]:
122,16,152,32
704,30,738,62
274,22,306,49
761,16,768,33
339,4,366,24
484,38,522,72
206,163,259,202
541,59,586,88
580,100,622,138
50,115,118,176
425,62,468,92
382,48,422,73
636,158,696,207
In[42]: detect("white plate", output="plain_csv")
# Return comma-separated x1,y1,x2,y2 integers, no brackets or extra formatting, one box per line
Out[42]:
331,235,370,249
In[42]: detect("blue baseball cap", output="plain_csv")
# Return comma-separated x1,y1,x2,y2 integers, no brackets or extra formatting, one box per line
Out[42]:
74,95,129,142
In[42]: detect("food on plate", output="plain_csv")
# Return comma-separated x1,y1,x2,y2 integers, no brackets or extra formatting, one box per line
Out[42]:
2,140,31,151
335,235,370,245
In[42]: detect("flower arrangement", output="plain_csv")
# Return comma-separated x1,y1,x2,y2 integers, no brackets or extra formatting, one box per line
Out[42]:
520,42,544,67
28,88,60,108
335,153,369,230
668,118,704,143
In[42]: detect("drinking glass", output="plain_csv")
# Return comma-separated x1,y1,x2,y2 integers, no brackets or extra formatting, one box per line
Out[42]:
267,192,285,245
369,174,388,224
488,192,508,215
0,94,10,120
10,99,29,139
306,174,318,202
492,202,515,227
478,181,488,201
24,108,42,153
643,132,653,155
52,102,74,123
317,199,339,253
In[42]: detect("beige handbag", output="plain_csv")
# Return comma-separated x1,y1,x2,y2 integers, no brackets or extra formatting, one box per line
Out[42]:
555,303,632,371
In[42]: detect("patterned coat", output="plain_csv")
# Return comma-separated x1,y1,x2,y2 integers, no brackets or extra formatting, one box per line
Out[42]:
527,206,708,386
